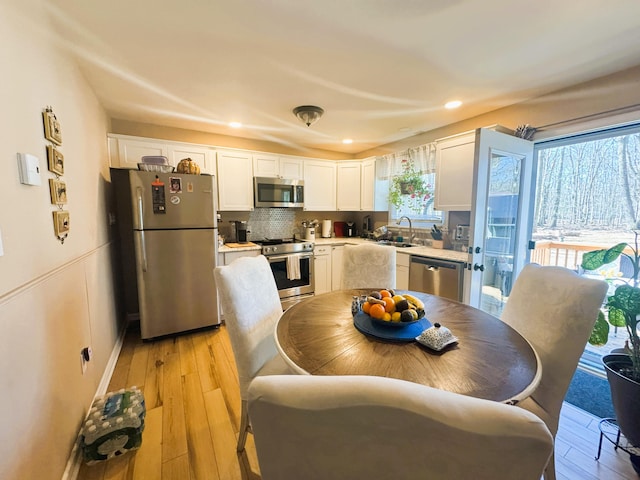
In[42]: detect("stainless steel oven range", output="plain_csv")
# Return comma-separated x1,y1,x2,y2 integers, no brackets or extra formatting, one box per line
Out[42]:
256,239,314,310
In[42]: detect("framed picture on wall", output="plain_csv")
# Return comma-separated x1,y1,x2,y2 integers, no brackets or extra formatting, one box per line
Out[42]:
46,145,64,176
49,179,67,204
53,210,70,237
42,109,62,145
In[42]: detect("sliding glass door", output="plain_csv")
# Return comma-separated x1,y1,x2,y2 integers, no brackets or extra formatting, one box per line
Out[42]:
532,123,640,371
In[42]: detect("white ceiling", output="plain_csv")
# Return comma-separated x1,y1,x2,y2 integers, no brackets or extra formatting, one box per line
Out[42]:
44,0,640,155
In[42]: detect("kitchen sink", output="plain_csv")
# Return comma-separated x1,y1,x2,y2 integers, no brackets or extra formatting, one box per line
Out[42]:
376,241,415,248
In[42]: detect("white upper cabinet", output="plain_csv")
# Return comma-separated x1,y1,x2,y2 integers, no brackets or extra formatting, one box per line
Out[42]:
361,158,376,211
304,160,336,211
167,144,215,174
435,131,476,211
253,153,280,177
108,135,215,174
336,158,378,211
373,157,389,212
216,150,254,211
280,157,304,179
111,136,168,169
337,161,362,211
253,153,304,179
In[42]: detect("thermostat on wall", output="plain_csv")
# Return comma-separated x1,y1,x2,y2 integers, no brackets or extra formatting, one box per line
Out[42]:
17,153,42,186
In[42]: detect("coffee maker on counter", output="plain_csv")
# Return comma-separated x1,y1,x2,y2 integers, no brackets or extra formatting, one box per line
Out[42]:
230,220,248,243
346,221,356,237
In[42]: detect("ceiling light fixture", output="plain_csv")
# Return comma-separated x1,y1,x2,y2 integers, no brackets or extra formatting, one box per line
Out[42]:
445,100,462,109
342,139,353,144
293,105,324,127
229,121,242,128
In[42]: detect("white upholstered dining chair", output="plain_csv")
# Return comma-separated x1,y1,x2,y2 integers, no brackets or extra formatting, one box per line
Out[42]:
501,263,608,480
341,243,396,289
213,255,293,452
248,375,554,480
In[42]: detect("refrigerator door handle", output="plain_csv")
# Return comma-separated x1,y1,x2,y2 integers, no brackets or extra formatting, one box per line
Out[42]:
134,187,144,230
137,230,148,272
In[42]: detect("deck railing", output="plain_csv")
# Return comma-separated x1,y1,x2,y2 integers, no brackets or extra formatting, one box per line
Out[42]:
530,240,634,272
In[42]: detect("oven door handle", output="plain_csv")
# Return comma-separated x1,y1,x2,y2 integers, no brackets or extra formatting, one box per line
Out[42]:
267,253,313,262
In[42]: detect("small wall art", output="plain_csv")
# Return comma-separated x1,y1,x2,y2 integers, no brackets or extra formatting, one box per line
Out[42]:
49,179,67,204
46,145,64,176
53,210,70,241
42,107,62,145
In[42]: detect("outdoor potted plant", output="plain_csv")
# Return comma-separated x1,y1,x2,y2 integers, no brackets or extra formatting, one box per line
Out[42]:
581,232,640,463
388,158,432,214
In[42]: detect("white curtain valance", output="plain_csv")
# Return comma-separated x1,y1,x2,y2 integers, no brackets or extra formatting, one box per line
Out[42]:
376,143,436,179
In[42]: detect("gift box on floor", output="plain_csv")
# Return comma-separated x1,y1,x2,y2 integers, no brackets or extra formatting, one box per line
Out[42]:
80,387,146,464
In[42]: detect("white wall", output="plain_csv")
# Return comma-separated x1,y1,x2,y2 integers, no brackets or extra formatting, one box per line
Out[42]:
0,1,122,479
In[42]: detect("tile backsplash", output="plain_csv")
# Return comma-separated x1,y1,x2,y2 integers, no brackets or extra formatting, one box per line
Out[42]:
218,208,389,242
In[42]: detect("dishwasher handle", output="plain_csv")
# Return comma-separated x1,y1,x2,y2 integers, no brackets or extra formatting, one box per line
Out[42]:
410,256,462,270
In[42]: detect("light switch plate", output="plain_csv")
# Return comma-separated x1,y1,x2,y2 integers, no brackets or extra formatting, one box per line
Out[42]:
17,153,42,186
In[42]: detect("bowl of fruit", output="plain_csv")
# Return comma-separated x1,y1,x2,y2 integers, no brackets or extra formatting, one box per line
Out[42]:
361,289,426,327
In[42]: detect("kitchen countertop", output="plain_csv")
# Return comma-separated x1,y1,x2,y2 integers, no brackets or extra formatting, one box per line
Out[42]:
219,243,262,253
309,237,468,262
219,237,468,262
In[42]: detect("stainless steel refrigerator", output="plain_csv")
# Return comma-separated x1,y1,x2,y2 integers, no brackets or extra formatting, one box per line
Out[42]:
111,168,220,339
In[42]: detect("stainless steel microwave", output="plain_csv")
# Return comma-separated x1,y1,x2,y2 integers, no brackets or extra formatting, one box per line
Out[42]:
254,177,304,208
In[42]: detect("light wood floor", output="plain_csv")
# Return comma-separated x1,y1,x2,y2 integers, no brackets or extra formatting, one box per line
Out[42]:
78,324,638,480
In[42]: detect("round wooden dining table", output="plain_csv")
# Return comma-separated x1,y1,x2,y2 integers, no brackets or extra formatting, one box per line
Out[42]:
275,289,541,403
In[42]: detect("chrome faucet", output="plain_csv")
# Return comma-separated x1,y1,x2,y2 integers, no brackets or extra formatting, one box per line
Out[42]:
396,216,414,243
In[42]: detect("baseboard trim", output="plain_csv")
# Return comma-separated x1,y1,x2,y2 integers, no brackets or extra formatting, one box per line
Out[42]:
61,321,128,480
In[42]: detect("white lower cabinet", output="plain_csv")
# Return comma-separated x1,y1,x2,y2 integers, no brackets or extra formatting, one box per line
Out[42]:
217,249,261,320
331,245,344,290
219,249,260,266
396,252,410,290
313,245,332,295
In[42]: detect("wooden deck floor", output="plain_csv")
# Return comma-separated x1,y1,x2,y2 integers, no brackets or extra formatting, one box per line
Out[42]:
77,325,638,480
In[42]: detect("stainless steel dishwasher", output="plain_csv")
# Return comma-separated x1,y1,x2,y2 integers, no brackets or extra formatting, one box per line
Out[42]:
408,256,464,302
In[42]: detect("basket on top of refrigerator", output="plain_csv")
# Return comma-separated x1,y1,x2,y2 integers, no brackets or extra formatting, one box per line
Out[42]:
137,155,174,173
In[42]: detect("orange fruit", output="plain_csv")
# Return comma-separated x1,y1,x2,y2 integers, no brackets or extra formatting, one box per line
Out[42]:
382,297,396,313
379,290,391,298
362,301,371,314
369,303,386,319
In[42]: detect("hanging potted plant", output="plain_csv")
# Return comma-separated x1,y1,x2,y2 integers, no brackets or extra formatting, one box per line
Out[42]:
581,232,640,466
388,158,432,214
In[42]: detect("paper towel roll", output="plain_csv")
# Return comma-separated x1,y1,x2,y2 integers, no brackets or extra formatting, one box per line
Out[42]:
321,219,332,238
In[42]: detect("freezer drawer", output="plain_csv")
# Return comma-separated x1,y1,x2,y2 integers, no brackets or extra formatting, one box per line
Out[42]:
408,256,463,302
134,228,219,339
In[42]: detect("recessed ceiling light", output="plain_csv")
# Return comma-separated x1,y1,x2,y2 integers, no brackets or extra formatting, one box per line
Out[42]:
342,139,353,144
444,100,462,109
229,121,242,128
